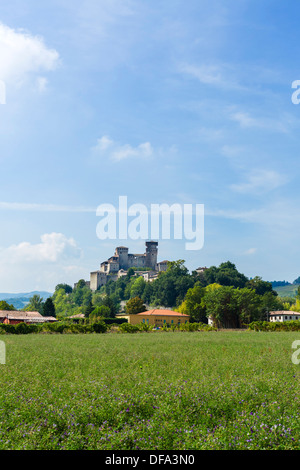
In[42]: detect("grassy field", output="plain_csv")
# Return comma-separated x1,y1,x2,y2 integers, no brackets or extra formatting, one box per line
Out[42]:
0,330,299,450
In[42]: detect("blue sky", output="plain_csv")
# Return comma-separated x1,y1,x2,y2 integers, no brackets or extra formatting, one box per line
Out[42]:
0,0,300,292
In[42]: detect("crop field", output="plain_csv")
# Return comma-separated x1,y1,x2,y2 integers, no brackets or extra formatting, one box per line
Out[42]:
0,330,299,450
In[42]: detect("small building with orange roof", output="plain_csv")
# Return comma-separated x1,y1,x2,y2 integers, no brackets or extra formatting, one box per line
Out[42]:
117,308,190,327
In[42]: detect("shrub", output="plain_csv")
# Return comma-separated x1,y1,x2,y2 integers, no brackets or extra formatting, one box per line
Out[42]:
138,322,153,332
15,323,42,335
0,324,16,334
118,323,140,333
41,322,66,334
92,322,108,334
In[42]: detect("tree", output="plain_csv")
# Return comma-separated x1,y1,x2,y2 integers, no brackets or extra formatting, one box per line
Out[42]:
43,298,56,317
76,279,87,289
177,285,207,323
259,292,284,319
130,276,146,299
0,300,15,311
101,295,118,317
25,295,44,314
52,288,73,318
126,268,135,279
84,300,94,318
55,283,73,294
246,276,275,296
90,305,111,320
204,262,248,289
125,297,146,314
233,288,261,326
73,283,92,307
142,282,153,304
204,286,238,328
150,260,193,307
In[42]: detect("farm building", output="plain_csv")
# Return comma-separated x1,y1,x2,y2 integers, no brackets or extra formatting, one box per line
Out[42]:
0,311,57,325
117,309,190,327
268,311,300,322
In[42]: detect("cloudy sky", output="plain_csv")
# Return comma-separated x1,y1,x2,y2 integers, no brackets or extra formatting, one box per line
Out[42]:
0,0,300,292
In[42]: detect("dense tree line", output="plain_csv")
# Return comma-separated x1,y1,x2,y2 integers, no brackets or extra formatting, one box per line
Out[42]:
20,259,292,328
98,260,285,327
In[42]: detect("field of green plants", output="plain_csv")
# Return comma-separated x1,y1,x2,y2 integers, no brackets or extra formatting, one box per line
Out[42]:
0,330,299,450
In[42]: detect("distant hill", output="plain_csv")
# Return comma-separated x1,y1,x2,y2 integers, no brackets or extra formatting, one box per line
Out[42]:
0,291,52,310
273,284,299,298
271,281,291,288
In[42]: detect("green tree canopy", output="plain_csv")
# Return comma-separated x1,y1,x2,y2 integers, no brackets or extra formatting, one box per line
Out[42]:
246,276,275,296
43,297,56,317
90,305,111,320
24,294,44,314
177,285,207,323
130,276,146,299
0,300,15,311
84,300,94,318
204,285,238,328
204,261,248,289
125,297,146,315
55,283,73,294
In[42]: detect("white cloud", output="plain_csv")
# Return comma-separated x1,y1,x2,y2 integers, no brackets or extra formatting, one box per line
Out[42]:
0,233,83,292
0,233,81,264
0,22,59,88
179,63,223,85
92,136,154,161
229,111,293,134
230,169,288,194
178,62,251,92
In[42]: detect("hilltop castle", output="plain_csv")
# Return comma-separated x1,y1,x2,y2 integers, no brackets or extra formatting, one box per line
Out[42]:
89,241,169,291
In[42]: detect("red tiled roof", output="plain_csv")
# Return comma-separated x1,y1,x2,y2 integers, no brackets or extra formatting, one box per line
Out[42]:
137,309,189,317
0,310,42,319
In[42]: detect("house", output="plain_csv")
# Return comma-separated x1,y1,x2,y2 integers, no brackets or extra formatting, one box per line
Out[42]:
268,311,300,322
116,308,190,327
0,310,57,325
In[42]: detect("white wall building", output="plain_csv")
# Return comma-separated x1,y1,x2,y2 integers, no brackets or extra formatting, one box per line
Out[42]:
268,311,300,322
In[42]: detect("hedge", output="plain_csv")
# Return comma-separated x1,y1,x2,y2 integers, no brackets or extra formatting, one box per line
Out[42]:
102,318,128,325
248,320,300,331
0,321,108,335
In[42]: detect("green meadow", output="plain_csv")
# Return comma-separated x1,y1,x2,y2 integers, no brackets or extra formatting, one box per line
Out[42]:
0,331,299,450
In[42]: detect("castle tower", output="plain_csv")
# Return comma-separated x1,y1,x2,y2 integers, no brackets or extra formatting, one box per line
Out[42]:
145,241,158,270
115,246,129,270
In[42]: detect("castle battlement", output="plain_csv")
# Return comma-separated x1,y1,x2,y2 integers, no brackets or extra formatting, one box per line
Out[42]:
90,241,168,291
